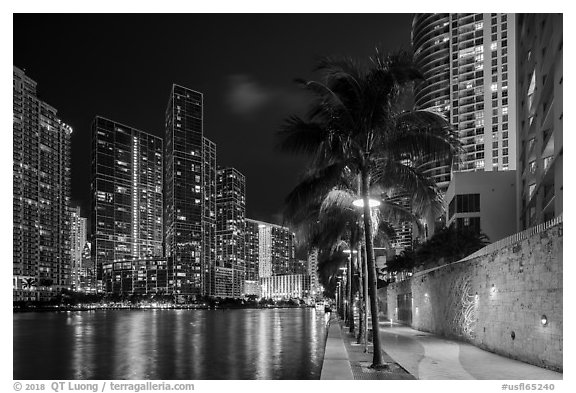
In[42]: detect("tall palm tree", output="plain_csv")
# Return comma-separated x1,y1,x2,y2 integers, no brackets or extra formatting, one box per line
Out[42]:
278,49,459,367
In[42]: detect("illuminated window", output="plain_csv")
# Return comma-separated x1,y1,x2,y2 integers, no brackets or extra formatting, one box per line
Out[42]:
528,70,536,110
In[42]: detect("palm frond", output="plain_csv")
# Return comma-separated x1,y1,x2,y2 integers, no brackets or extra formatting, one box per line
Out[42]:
390,110,461,164
282,161,347,220
371,158,445,218
277,116,328,156
319,188,356,215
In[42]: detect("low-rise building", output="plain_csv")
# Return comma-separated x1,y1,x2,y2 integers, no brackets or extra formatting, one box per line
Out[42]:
446,170,517,243
260,274,311,300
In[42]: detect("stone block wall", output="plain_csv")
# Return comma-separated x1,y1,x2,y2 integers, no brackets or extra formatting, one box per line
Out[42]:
385,224,562,371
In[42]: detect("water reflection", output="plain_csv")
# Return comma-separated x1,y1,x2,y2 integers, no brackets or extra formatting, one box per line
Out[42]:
14,308,327,380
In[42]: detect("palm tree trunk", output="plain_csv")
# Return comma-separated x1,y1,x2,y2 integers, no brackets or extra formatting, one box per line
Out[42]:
356,241,364,344
347,248,355,333
362,235,369,352
361,169,385,367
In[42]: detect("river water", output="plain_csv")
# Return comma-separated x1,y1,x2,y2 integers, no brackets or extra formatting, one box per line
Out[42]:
13,307,329,380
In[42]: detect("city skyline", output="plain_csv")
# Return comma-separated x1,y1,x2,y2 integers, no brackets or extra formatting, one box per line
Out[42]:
12,13,413,225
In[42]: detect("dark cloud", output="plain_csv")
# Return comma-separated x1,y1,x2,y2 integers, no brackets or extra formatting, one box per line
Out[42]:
225,74,308,117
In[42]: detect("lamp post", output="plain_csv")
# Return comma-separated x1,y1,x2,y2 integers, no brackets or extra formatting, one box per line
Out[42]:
339,266,348,325
343,249,358,333
353,198,380,353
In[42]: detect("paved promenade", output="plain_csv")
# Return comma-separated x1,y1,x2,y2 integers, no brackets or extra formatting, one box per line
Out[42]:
377,321,563,380
321,318,563,380
320,318,354,379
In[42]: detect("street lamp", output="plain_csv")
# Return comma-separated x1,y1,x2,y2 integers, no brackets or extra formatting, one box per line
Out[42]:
352,198,381,208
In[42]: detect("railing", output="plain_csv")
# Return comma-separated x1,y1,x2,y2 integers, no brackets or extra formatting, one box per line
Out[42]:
460,213,563,262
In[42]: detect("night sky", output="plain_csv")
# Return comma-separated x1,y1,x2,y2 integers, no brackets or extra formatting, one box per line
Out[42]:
13,13,413,225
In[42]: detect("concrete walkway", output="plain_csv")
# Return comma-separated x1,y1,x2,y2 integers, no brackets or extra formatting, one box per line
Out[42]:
320,319,354,380
378,322,563,380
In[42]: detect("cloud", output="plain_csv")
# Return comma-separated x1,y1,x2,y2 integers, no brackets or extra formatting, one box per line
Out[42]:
225,74,272,115
225,74,308,117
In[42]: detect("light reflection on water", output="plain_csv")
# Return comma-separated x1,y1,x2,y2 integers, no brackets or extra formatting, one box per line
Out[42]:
14,308,327,380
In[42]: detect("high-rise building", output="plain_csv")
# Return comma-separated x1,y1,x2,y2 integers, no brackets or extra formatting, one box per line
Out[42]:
70,206,87,290
13,66,72,301
164,85,217,297
386,193,415,254
413,13,517,187
79,241,95,293
91,116,163,288
307,248,320,297
203,137,217,296
214,167,246,298
245,219,260,279
249,220,296,277
515,14,563,230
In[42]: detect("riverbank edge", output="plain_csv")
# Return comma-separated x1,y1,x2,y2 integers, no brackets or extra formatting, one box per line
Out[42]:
320,317,354,380
13,304,315,312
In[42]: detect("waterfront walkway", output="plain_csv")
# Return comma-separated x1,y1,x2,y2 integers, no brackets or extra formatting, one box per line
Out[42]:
377,321,563,380
321,318,563,380
320,318,354,379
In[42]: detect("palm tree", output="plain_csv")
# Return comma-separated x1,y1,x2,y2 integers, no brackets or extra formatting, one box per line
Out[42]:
285,166,423,357
22,277,37,290
278,49,459,367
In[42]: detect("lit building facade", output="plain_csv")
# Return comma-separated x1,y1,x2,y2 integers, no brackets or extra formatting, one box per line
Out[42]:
91,117,163,290
250,220,296,278
13,66,72,301
70,206,87,291
165,85,217,297
307,248,320,297
446,170,517,242
79,242,96,293
214,167,246,298
245,219,260,280
386,193,415,254
202,137,217,297
260,274,311,300
413,13,517,188
516,14,563,230
102,257,177,295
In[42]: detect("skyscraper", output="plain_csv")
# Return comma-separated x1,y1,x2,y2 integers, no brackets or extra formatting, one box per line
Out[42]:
214,167,246,298
515,14,563,230
249,220,296,278
203,137,218,296
244,218,260,281
307,248,320,297
91,116,163,287
13,66,72,301
413,13,517,185
70,206,87,291
164,85,216,297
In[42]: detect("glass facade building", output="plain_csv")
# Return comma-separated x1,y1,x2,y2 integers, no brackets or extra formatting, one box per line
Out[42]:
515,14,563,230
164,85,204,296
214,167,246,298
164,85,217,297
244,218,260,282
91,116,163,289
70,206,87,291
13,66,72,301
203,137,217,296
